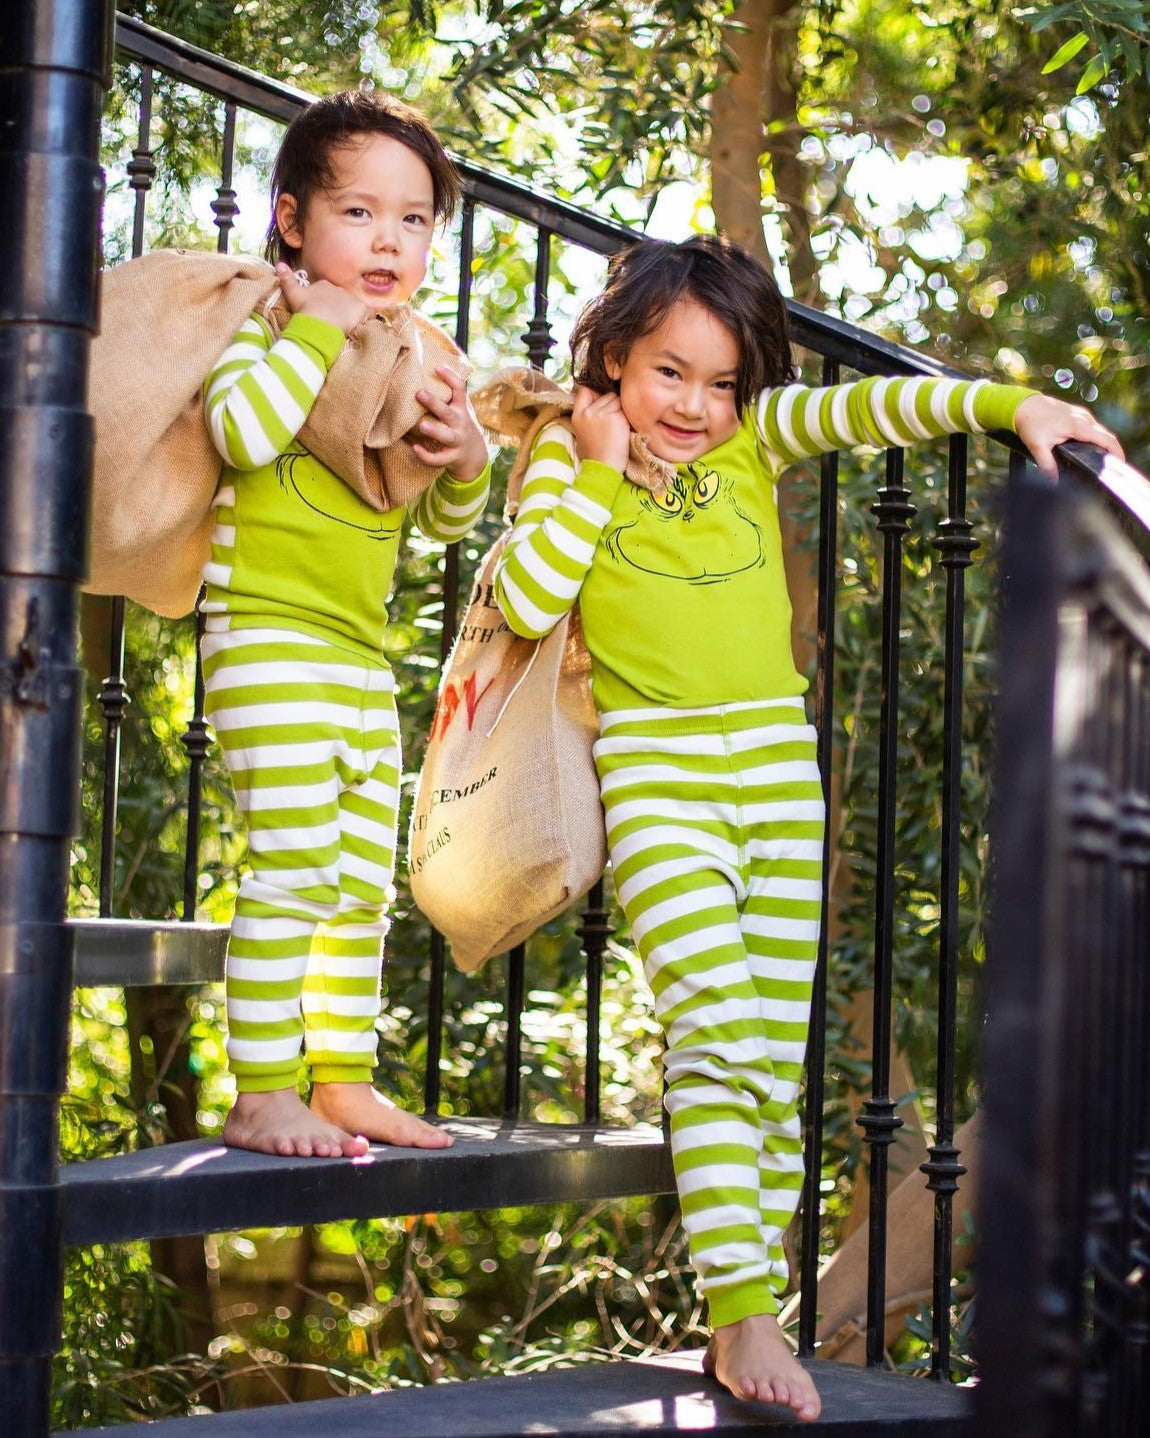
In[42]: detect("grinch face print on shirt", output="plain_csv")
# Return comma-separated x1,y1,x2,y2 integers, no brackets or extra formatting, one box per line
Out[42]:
276,444,401,538
604,463,764,585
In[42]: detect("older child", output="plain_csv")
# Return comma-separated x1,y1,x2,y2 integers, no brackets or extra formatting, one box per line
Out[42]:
492,234,1122,1418
201,92,490,1160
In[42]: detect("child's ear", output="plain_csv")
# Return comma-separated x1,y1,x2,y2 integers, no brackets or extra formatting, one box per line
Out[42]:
603,347,624,383
275,193,303,250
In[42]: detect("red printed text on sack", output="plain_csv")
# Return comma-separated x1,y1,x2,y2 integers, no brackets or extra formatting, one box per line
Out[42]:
430,671,497,740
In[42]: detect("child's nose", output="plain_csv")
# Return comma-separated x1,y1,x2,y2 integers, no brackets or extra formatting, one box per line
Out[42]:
676,385,705,416
374,220,400,251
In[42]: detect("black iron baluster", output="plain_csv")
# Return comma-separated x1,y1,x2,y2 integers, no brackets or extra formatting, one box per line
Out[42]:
456,197,475,352
127,63,154,258
177,106,239,917
503,944,526,1118
422,201,476,1117
422,537,462,1115
798,355,840,1357
497,218,552,1117
96,61,155,915
522,227,554,370
96,597,128,915
180,612,211,920
211,100,239,252
579,879,611,1124
920,432,976,1378
0,4,111,1433
859,446,914,1366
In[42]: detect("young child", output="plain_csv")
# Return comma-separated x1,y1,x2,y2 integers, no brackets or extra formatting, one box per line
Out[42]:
492,234,1123,1418
200,92,491,1160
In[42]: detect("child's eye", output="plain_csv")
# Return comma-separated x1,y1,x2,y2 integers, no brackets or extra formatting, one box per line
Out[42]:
405,213,429,227
656,366,679,380
346,206,369,219
714,379,736,392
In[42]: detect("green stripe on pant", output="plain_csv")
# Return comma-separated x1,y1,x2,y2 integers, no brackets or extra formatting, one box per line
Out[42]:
202,626,400,1093
594,697,824,1327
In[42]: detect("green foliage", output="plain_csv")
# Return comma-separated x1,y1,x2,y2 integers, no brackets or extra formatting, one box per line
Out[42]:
1025,1,1150,91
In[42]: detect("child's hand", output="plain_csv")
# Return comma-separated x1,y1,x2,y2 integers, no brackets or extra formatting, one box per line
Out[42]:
572,385,631,473
275,263,369,336
413,367,489,483
1015,393,1125,477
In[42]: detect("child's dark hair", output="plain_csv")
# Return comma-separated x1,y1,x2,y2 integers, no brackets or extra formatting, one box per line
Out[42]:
264,90,461,264
571,234,795,411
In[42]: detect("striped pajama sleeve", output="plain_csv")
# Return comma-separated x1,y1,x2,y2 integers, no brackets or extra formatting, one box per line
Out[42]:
409,460,492,543
203,311,345,467
756,374,1033,469
493,421,622,639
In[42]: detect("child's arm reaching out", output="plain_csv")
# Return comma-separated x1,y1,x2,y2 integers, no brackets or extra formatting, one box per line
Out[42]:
756,374,1123,477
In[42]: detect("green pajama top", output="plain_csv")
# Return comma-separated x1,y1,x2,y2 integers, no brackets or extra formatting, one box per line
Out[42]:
494,375,1032,713
201,310,491,662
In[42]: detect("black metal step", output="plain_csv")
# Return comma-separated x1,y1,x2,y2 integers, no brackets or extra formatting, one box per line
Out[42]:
55,1351,973,1436
70,917,227,986
61,1119,675,1244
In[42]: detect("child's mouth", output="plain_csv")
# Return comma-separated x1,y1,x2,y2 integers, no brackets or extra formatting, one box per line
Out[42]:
364,270,397,290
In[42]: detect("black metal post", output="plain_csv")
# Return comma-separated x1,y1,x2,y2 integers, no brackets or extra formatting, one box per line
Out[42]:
0,3,113,1434
421,198,475,1117
921,432,976,1377
578,878,611,1124
859,447,914,1364
798,356,840,1357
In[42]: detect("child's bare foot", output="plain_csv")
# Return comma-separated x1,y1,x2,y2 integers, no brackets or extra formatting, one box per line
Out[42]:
703,1313,821,1422
223,1087,369,1159
309,1082,453,1149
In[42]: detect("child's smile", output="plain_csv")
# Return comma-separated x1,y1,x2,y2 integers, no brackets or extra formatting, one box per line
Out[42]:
275,133,435,312
606,298,743,464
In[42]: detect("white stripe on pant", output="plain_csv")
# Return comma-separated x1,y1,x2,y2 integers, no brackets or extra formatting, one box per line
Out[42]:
201,626,399,1093
593,696,824,1328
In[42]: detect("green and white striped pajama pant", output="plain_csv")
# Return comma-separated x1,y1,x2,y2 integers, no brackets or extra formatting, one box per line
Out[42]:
593,697,824,1328
201,627,400,1094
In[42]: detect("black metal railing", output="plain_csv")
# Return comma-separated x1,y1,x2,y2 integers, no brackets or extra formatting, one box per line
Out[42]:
3,7,1149,1436
978,474,1150,1438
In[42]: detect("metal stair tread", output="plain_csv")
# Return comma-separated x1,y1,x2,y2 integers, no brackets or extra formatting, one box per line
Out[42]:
61,1118,676,1244
51,1351,973,1436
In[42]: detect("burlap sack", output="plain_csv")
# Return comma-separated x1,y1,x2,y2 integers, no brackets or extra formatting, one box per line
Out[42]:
87,248,469,617
408,534,606,973
471,365,676,500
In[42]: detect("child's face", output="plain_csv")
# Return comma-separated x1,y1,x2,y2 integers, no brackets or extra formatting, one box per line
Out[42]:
275,134,435,311
605,298,742,464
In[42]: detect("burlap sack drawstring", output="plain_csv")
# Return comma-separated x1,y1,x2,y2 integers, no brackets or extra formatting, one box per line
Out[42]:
485,639,542,736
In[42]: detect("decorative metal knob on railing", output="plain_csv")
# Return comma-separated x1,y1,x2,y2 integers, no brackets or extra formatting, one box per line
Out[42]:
934,513,978,569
